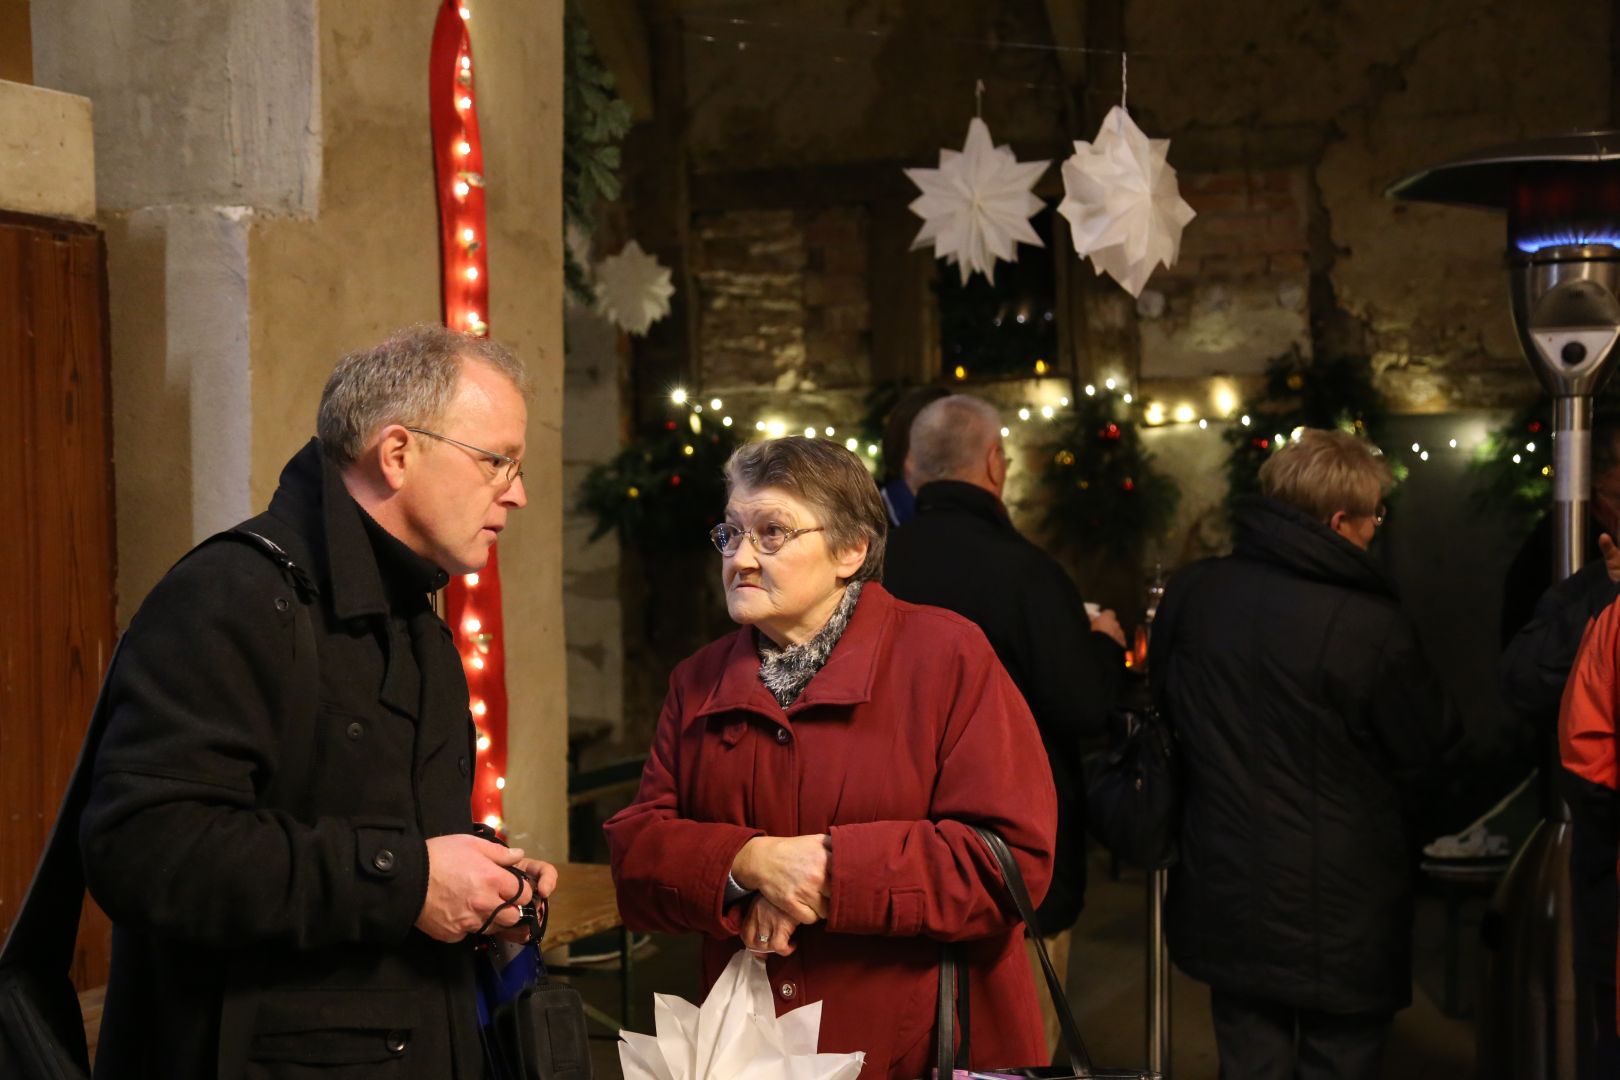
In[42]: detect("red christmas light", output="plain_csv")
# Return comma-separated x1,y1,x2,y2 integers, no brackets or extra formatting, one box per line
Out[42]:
431,0,507,834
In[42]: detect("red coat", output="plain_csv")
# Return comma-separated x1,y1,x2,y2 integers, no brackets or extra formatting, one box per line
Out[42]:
605,583,1057,1079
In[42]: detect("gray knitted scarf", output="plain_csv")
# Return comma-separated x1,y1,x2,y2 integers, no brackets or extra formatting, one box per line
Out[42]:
755,581,864,708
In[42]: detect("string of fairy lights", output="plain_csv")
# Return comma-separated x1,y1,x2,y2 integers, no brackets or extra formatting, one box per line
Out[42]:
663,367,1542,473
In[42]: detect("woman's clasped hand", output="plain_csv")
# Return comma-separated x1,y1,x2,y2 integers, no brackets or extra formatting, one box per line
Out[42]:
732,832,830,954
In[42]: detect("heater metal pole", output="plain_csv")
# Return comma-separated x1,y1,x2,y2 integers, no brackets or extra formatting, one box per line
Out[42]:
1146,868,1171,1077
1553,395,1592,579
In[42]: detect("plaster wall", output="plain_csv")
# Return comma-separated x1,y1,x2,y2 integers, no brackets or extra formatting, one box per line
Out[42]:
32,0,568,858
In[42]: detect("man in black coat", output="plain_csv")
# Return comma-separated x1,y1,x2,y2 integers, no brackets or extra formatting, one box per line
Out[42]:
1150,428,1454,1080
883,393,1125,1055
80,325,555,1078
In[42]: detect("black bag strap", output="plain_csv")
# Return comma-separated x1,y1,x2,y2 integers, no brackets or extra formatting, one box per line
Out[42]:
936,827,1095,1078
0,527,319,1021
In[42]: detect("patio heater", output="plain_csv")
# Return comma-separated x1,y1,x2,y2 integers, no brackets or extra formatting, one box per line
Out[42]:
1390,132,1620,1080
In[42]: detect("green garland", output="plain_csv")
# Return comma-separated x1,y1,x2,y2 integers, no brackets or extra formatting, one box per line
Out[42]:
563,2,632,307
1039,390,1180,561
1222,351,1392,515
578,417,740,552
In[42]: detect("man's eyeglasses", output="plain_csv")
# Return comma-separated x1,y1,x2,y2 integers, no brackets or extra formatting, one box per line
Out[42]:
709,522,824,556
404,427,524,487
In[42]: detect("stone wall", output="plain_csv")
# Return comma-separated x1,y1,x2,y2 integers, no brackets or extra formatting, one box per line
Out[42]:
692,205,871,393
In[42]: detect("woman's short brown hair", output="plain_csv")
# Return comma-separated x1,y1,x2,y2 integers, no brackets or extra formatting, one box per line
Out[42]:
723,437,888,583
1259,428,1393,522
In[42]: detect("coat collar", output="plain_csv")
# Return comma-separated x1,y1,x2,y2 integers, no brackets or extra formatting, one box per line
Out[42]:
694,582,896,722
913,480,1013,529
268,438,450,623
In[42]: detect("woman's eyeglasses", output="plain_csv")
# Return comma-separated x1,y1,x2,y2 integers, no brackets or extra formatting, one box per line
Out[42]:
708,522,824,555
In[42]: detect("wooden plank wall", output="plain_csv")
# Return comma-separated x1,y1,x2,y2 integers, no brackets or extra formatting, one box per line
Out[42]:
0,208,117,991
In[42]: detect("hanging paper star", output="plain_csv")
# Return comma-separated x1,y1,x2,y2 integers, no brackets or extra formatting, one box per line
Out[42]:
1057,106,1196,297
905,117,1050,286
595,240,675,335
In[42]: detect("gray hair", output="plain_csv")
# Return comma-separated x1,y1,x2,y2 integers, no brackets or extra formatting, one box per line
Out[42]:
723,437,889,583
316,324,528,467
907,395,1003,484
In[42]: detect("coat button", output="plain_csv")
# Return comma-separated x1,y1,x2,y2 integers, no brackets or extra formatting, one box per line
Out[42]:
775,727,790,745
274,597,289,613
385,1031,408,1053
347,722,364,740
373,849,396,873
779,981,795,1000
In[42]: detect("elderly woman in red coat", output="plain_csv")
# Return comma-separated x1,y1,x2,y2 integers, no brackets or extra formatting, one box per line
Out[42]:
605,436,1057,1079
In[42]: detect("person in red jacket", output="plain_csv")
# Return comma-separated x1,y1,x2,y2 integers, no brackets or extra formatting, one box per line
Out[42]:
604,436,1057,1079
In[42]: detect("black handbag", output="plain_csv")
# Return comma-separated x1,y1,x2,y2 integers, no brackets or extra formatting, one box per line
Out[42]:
931,827,1158,1080
1085,706,1182,870
473,853,593,1080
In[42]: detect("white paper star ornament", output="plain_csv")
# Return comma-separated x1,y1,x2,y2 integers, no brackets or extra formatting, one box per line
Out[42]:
595,240,675,335
905,117,1050,286
1058,106,1196,297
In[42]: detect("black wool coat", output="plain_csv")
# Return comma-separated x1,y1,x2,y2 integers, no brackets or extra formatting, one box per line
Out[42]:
1150,496,1456,1015
884,480,1124,933
81,439,486,1079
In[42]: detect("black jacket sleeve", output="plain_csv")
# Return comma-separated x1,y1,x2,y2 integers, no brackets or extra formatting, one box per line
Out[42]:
1362,613,1456,774
79,544,429,950
1021,560,1124,746
1501,559,1620,723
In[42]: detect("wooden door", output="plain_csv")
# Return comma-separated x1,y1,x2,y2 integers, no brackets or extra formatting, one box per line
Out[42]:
0,208,117,991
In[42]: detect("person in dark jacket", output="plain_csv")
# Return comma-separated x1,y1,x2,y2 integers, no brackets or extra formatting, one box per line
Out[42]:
883,394,1125,1055
877,385,949,526
80,325,555,1078
1150,428,1454,1080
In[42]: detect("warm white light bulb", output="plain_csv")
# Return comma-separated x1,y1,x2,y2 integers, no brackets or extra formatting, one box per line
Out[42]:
1240,415,1251,426
458,95,473,110
462,227,476,244
457,140,471,157
710,398,722,410
824,426,835,436
755,420,766,431
1040,405,1055,420
1122,393,1134,404
472,700,488,717
495,776,506,790
1018,407,1031,421
1411,443,1420,453
454,180,470,198
1526,441,1536,452
1105,378,1117,390
804,427,816,438
465,266,479,281
465,572,480,586
1059,396,1070,406
1420,450,1430,461
1198,419,1209,429
671,388,688,405
483,814,502,830
477,735,492,752
471,656,485,671
722,416,733,427
1174,404,1195,423
845,437,858,451
866,444,878,456
1000,427,1011,437
460,56,471,72
1449,439,1458,449
465,617,482,634
1084,384,1096,396
459,7,472,20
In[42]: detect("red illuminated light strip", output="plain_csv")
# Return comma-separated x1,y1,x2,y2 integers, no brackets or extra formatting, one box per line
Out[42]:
431,0,508,834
